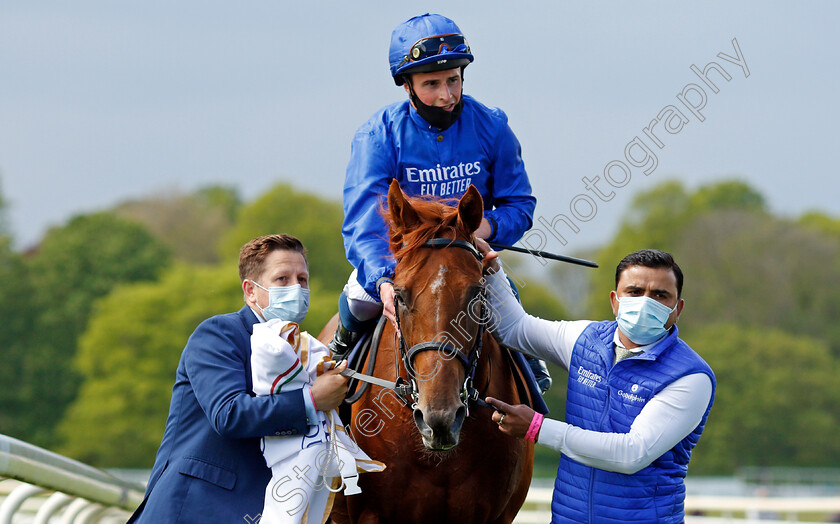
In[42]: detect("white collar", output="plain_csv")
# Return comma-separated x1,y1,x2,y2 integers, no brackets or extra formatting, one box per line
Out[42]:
249,305,266,323
612,329,661,354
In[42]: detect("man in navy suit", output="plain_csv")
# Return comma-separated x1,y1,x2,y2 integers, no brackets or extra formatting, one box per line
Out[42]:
129,234,349,523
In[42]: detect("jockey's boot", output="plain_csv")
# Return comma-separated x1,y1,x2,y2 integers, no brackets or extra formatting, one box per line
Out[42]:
329,291,373,360
527,355,553,394
328,316,363,360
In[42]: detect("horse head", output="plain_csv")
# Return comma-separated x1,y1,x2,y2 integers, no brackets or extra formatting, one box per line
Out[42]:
385,179,488,451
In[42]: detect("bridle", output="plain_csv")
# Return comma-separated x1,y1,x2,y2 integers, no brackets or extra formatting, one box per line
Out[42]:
392,238,490,412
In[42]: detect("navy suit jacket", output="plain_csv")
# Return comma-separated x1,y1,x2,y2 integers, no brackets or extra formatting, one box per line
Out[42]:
128,306,308,523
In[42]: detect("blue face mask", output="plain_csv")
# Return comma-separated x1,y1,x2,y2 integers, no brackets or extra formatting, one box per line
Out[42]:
252,281,310,324
616,296,677,345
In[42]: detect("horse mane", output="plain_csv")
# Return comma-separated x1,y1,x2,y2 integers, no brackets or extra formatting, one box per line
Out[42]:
381,193,465,261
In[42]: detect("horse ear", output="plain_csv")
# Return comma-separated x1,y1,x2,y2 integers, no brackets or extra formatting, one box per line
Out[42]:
388,178,419,230
457,185,484,235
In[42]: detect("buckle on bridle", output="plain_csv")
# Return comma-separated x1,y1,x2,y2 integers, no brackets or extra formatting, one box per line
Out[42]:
394,376,413,398
409,378,420,409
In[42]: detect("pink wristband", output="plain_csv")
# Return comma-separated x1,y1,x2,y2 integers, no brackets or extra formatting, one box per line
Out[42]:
309,389,318,411
525,412,543,442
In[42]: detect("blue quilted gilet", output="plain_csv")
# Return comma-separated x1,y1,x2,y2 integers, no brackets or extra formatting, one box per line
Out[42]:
551,321,715,524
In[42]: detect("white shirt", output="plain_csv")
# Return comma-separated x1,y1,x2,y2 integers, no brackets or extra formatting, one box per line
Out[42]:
486,268,713,475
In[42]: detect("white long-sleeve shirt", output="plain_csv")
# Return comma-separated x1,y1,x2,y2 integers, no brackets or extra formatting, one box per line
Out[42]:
486,268,713,474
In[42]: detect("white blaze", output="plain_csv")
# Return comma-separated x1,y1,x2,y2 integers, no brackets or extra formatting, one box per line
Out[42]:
430,266,447,324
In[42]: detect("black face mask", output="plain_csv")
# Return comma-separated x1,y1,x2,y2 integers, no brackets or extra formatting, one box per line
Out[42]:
406,78,464,131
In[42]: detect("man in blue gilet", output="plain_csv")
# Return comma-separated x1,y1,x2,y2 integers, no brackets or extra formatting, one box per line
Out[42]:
480,246,716,523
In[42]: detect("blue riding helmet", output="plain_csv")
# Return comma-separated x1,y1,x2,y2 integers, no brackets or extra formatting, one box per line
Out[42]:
389,13,474,86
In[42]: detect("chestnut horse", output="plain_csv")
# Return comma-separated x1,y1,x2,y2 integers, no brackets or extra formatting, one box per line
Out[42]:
318,180,534,523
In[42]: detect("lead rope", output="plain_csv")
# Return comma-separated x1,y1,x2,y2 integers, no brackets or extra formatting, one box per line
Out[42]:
320,411,345,493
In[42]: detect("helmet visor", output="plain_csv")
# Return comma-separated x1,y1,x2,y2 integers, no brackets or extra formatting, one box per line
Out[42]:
398,33,470,68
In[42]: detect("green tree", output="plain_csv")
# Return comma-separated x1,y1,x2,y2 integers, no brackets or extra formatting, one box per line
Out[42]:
799,210,840,241
687,180,765,216
587,181,692,318
589,181,840,354
195,185,242,222
0,236,38,438
17,213,171,446
0,178,37,438
219,183,351,333
517,277,569,322
587,179,767,319
219,183,349,289
675,210,840,354
58,264,242,467
113,185,242,264
685,324,840,474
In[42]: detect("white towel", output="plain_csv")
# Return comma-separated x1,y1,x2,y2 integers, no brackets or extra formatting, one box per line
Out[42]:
250,319,385,524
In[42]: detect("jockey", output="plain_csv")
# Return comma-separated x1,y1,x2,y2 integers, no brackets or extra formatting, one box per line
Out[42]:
331,13,553,393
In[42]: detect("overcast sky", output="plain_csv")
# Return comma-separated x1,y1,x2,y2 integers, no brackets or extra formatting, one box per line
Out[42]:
2,1,838,255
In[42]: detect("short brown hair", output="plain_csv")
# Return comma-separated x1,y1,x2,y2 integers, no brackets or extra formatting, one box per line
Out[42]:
238,234,307,282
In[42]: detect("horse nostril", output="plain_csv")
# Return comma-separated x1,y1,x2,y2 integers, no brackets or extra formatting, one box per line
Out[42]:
422,407,465,435
413,409,433,437
452,405,467,433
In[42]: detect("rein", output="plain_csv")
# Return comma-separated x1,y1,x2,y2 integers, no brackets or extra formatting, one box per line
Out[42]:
339,317,413,404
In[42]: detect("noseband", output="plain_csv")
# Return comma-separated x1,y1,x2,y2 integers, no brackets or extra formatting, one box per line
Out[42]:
393,238,488,411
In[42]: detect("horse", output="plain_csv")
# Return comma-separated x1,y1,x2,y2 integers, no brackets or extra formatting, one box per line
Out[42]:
318,179,535,523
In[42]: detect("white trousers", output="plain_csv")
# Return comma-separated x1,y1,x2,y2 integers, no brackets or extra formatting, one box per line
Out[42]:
344,269,383,322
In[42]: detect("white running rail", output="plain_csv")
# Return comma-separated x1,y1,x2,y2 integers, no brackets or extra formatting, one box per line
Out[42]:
0,434,144,523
